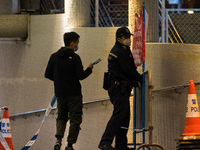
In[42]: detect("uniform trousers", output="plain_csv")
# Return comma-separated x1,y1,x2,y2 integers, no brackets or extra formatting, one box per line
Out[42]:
99,83,131,149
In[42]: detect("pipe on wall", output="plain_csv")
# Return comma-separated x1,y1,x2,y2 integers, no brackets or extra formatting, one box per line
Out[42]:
0,15,29,40
0,0,29,40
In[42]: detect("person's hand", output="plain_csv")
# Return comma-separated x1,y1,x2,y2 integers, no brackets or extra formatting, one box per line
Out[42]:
88,63,93,69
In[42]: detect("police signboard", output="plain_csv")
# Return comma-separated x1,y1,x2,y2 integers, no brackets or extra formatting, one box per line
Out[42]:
168,0,179,4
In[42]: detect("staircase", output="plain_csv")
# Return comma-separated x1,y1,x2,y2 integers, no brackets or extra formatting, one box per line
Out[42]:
90,0,128,27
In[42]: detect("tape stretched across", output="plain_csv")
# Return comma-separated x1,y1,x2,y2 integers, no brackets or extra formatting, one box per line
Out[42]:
21,96,56,150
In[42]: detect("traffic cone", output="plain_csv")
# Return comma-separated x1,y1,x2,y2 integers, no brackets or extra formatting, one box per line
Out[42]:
176,80,200,150
0,107,14,150
182,80,200,135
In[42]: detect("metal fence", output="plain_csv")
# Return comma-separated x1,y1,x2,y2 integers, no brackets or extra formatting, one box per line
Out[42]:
90,1,200,44
90,0,128,27
166,9,200,44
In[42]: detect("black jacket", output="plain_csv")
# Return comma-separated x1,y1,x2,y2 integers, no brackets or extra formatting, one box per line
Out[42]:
45,47,92,97
108,41,142,87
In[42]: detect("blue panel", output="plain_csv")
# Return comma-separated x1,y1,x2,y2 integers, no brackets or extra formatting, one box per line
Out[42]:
168,0,179,4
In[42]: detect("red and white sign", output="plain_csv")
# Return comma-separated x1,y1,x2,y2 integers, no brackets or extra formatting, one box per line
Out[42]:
132,7,145,67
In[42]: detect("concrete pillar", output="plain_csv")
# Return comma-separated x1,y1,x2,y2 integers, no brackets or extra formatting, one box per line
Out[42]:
65,0,91,27
0,0,19,14
129,0,159,42
128,0,142,34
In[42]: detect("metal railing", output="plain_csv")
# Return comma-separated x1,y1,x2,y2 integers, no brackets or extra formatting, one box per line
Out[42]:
90,0,114,27
99,0,114,27
9,97,110,118
90,0,129,27
167,11,183,43
159,1,183,43
159,2,200,44
9,82,200,118
166,9,200,44
159,0,166,43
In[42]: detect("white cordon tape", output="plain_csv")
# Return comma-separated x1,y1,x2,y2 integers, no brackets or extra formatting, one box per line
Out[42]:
21,96,56,150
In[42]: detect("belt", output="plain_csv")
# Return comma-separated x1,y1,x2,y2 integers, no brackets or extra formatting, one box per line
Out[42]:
111,80,120,85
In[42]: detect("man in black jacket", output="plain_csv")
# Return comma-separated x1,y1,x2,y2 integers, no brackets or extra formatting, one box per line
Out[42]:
45,32,93,150
99,27,142,150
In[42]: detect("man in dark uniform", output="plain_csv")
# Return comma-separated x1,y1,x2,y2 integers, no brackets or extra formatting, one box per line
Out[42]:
45,32,93,150
99,27,142,150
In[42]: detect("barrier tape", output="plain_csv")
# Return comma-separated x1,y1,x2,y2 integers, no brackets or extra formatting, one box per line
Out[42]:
21,96,56,150
0,107,11,150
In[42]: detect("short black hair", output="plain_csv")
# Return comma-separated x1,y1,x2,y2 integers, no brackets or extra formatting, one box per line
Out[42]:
63,32,80,46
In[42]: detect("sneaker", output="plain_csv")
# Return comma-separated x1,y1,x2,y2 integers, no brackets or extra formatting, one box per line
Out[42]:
54,139,62,150
98,144,116,150
65,147,74,150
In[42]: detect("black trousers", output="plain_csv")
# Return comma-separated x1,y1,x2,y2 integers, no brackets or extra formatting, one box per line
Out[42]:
99,83,131,149
56,96,83,144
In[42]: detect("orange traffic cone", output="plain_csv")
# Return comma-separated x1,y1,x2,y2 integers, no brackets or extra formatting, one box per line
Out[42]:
175,80,200,149
0,107,14,150
182,80,200,135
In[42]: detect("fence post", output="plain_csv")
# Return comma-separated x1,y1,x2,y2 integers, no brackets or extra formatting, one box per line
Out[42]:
95,0,99,27
162,0,165,42
166,9,169,43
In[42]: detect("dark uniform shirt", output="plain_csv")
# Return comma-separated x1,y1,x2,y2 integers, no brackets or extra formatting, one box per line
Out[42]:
45,47,92,97
108,41,142,87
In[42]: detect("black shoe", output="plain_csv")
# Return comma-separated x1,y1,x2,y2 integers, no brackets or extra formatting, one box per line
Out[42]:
54,139,62,150
98,144,116,150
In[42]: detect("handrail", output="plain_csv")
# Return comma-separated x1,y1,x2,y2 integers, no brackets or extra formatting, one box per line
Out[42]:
168,34,174,43
166,8,200,43
152,82,200,93
99,7,109,26
168,15,183,43
90,0,113,27
90,0,95,20
159,0,166,42
168,24,179,43
9,98,110,118
9,82,200,118
99,0,114,27
168,8,200,12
